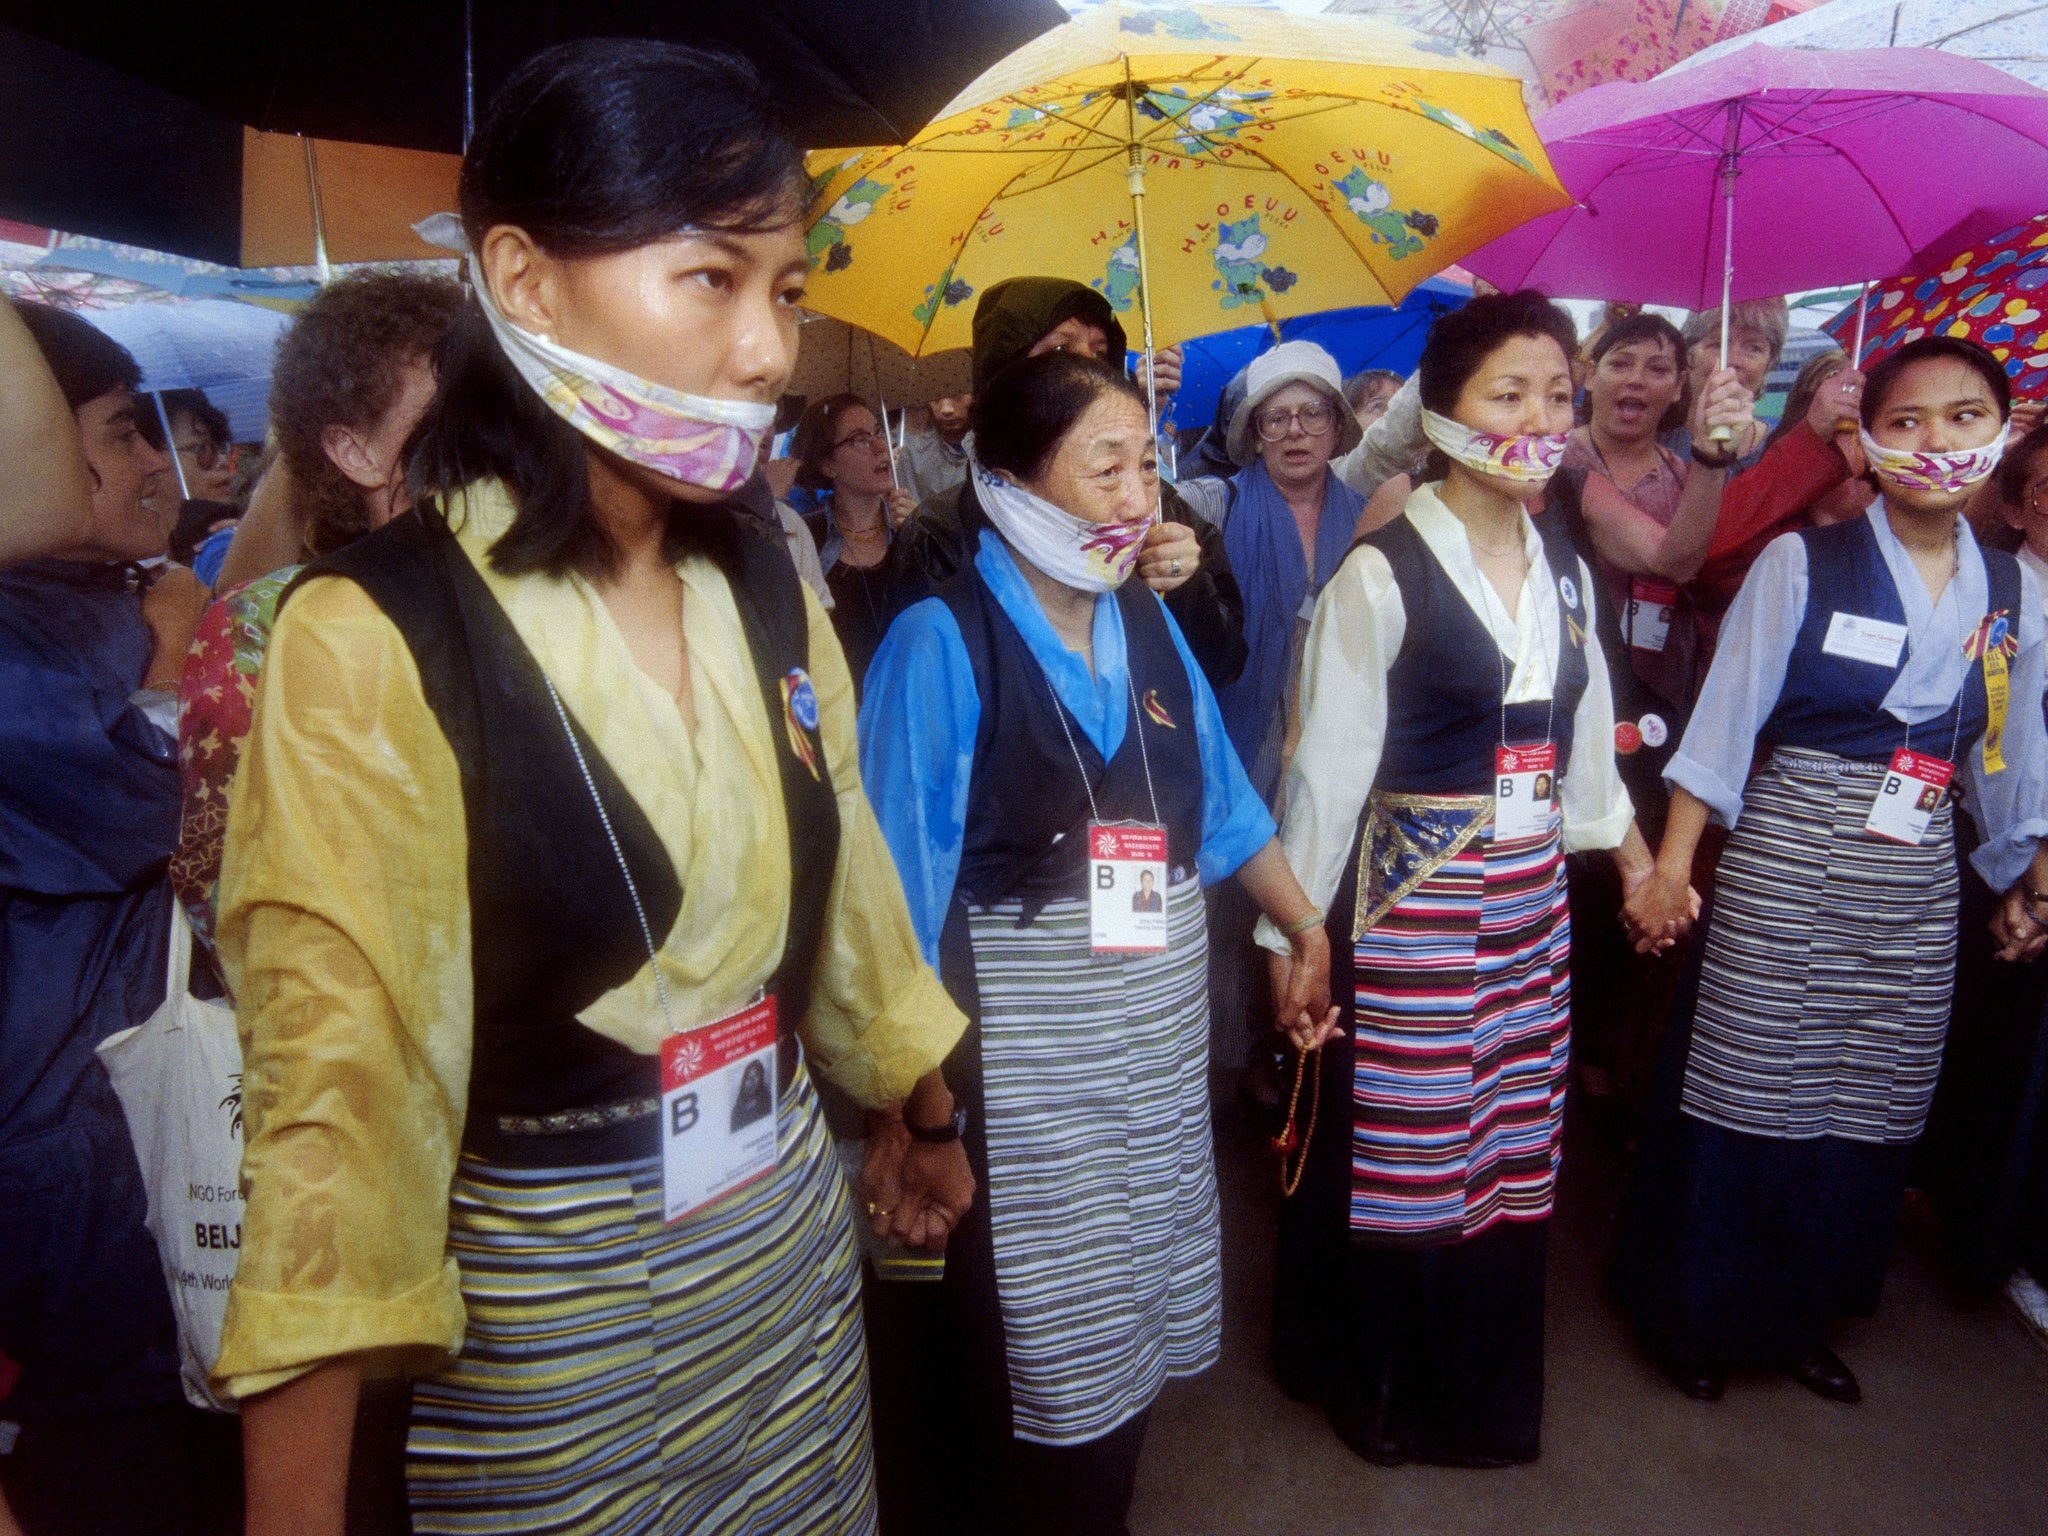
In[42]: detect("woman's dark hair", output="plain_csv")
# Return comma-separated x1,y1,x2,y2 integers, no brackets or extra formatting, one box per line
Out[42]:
138,388,231,454
410,39,809,578
971,351,1147,484
11,300,141,411
790,393,873,491
1763,347,1847,455
1585,312,1685,374
1416,290,1577,480
1584,312,1689,436
1418,289,1578,417
1861,335,2012,430
1997,422,2048,507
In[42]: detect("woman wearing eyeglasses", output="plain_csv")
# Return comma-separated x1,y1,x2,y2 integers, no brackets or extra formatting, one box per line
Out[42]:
1177,342,1365,1098
791,394,918,690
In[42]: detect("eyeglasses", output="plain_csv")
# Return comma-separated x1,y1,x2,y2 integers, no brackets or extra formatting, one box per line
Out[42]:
831,429,884,455
175,437,230,471
1255,401,1337,441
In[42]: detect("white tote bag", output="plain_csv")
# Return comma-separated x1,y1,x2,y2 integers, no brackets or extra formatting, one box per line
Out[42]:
96,905,245,1412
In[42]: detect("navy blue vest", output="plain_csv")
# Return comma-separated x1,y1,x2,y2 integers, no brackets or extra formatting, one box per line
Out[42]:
1760,515,2020,763
1360,512,1591,796
285,505,841,1164
937,561,1206,909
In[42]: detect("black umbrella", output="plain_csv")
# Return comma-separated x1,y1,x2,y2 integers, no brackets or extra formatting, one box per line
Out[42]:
2,1,1066,151
0,0,1065,261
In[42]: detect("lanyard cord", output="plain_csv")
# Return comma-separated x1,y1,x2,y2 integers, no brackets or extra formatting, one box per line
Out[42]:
1043,653,1164,830
1473,530,1560,753
1901,521,1969,769
544,677,679,1037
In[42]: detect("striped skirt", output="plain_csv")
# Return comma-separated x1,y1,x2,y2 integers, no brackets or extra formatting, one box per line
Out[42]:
1350,796,1570,1245
406,1067,876,1536
969,875,1221,1446
1682,748,1960,1144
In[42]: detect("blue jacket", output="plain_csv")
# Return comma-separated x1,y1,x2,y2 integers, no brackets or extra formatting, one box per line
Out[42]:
0,560,183,1418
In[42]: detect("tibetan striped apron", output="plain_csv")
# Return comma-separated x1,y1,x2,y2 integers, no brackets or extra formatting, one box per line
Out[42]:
1682,749,1960,1145
969,874,1221,1446
1348,793,1571,1245
405,1067,875,1536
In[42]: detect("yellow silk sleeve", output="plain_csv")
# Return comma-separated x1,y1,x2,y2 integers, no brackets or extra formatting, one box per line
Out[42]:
211,575,471,1399
796,584,967,1106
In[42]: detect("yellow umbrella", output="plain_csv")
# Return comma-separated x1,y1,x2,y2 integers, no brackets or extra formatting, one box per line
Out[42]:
800,1,1570,413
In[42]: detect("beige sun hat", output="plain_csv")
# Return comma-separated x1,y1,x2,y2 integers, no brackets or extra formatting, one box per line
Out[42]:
1225,340,1363,467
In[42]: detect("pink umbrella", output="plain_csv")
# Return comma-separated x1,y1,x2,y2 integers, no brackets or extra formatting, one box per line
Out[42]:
1465,45,2048,354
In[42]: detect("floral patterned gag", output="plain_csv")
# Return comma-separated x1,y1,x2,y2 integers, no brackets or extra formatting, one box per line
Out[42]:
971,456,1155,593
1858,424,2008,496
1420,409,1569,486
476,278,776,495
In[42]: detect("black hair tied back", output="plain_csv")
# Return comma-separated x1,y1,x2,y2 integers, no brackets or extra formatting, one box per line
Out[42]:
409,39,809,579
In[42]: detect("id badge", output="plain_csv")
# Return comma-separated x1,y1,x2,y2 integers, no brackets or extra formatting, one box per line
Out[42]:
1627,578,1677,653
1864,749,1955,846
1494,743,1558,843
660,995,779,1224
1089,821,1169,954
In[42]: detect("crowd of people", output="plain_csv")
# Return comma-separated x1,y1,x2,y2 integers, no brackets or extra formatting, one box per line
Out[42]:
4,34,2048,1536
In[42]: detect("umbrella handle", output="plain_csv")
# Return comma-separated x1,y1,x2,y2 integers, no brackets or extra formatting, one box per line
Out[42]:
1851,280,1870,368
1709,104,1743,446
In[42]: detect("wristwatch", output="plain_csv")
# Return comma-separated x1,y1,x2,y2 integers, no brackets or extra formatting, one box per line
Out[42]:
1690,444,1738,470
908,1104,969,1144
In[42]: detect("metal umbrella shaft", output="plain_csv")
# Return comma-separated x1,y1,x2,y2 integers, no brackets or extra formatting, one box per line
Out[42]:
1123,58,1162,448
1710,99,1744,444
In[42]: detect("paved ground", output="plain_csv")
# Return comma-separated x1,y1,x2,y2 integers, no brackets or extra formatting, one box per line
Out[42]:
1130,1104,2048,1536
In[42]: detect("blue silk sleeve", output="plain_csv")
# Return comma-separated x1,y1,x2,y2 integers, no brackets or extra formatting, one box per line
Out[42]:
1160,597,1277,883
857,599,982,969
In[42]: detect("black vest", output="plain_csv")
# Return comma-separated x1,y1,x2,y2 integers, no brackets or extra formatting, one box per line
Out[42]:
1361,509,1591,796
1761,514,2018,763
936,559,1205,911
284,504,840,1164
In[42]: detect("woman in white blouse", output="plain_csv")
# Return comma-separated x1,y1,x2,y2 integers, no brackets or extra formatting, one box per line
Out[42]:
1261,291,1675,1468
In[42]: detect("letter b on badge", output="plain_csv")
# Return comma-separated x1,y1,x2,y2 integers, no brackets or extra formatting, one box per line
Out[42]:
670,1092,699,1136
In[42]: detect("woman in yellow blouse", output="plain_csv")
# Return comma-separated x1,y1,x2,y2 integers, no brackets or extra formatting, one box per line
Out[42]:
213,42,967,1536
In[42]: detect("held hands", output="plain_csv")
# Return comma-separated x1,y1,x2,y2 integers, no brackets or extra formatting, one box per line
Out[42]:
1620,863,1699,955
2009,399,2047,446
1689,367,1754,454
861,1103,975,1255
1137,520,1200,594
884,486,919,531
1268,928,1343,1054
1992,886,2048,964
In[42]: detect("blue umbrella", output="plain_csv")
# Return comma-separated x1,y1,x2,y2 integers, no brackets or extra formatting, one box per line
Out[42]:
81,299,291,449
1172,276,1470,450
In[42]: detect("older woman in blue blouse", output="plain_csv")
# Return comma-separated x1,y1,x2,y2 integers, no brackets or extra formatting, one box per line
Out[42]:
1621,335,2048,1407
858,350,1333,1536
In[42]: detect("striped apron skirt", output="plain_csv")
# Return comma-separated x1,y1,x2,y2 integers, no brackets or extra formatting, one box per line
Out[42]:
968,874,1221,1446
1683,749,1960,1145
405,1065,876,1536
1349,793,1570,1245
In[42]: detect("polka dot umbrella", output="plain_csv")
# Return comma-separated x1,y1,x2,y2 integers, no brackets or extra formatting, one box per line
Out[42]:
1825,215,2048,398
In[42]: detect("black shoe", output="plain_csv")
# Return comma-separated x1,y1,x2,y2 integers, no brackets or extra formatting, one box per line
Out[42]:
1787,1346,1861,1404
1666,1362,1726,1402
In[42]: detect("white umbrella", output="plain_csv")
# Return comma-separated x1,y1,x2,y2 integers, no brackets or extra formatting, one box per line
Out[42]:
1673,0,2048,91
